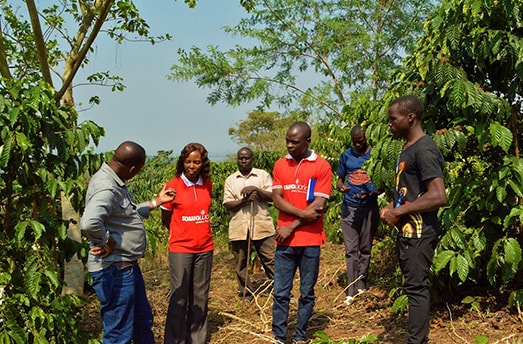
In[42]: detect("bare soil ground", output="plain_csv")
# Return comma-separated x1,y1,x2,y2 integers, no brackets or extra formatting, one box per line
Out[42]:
82,242,523,343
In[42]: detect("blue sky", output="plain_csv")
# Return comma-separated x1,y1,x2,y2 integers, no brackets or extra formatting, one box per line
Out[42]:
76,1,253,158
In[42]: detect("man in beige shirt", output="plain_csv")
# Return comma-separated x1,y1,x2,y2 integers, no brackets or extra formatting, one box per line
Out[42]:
223,147,276,300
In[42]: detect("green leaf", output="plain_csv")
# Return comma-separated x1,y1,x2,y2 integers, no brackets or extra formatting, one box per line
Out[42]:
504,238,522,267
0,137,13,168
507,179,523,197
495,185,506,203
473,334,489,344
487,239,502,285
15,221,29,244
462,295,476,304
392,294,408,314
433,250,455,272
44,269,59,288
30,220,46,240
456,254,470,282
8,107,19,127
503,206,523,228
312,330,330,341
489,122,513,152
6,318,27,344
14,132,31,151
24,255,41,299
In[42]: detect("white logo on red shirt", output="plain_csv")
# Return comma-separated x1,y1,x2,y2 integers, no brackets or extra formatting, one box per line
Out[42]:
181,209,209,223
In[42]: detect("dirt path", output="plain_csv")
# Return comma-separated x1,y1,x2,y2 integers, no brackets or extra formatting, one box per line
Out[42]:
82,242,523,343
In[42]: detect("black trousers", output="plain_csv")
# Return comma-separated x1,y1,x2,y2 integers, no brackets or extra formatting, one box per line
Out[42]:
397,233,438,344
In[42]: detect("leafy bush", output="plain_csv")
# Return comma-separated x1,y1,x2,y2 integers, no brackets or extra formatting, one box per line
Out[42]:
0,80,103,343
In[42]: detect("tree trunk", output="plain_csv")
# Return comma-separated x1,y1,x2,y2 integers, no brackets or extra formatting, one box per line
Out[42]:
61,192,84,296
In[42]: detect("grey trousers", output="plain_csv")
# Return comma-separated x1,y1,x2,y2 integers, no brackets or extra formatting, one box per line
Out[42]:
231,234,275,296
164,251,213,344
341,203,379,297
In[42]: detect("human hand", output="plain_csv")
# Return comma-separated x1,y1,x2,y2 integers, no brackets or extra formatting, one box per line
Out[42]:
91,235,115,258
274,225,294,242
241,186,258,201
301,206,323,223
338,185,350,193
157,184,176,205
380,205,399,230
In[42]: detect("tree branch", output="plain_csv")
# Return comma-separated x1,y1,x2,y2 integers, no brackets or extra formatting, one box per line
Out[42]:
250,74,342,116
0,23,12,79
26,0,53,87
262,0,346,104
56,0,114,105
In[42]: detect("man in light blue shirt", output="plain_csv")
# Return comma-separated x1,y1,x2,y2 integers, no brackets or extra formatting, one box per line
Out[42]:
81,141,174,344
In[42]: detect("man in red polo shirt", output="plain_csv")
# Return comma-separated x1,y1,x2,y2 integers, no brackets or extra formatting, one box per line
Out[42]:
271,121,332,344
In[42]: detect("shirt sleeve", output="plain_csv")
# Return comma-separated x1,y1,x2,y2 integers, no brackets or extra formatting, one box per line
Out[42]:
136,201,151,219
418,142,444,182
336,151,347,177
261,170,273,192
272,160,283,190
80,189,115,245
315,159,333,199
222,175,236,204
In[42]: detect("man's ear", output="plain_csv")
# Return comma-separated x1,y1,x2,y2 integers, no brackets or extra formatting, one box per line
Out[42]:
306,137,312,143
407,112,416,124
128,165,138,176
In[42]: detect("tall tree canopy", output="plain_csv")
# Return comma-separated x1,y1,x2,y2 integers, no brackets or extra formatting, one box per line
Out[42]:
169,0,435,123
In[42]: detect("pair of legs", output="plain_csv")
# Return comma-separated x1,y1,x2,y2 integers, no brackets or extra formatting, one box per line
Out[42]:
164,251,213,344
90,263,154,344
341,203,379,297
272,245,320,343
397,233,438,344
231,234,275,297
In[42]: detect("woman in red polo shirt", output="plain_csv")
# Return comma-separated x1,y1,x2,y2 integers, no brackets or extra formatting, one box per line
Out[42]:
161,142,214,344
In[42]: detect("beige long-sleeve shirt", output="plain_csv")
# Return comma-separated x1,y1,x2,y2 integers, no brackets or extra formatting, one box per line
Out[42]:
223,168,276,241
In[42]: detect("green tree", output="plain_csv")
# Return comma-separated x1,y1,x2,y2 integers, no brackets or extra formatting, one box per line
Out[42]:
1,1,258,340
229,110,296,154
169,0,434,121
365,0,523,302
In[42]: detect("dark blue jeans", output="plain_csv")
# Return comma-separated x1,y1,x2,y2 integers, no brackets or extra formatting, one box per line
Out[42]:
90,263,154,344
272,245,320,343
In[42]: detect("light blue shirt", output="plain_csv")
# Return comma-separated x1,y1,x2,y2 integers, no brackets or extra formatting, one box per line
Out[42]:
80,162,151,272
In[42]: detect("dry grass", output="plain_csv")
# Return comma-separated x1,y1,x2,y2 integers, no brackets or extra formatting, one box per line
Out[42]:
82,241,523,344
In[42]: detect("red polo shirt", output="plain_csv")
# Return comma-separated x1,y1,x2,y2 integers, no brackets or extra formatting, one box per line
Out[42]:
161,174,214,253
272,151,332,246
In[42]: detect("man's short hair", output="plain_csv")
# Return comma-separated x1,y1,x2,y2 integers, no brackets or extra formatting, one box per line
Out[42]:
390,95,424,117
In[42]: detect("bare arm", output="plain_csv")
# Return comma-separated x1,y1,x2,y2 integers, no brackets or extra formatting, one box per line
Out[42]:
223,198,249,212
336,176,350,193
273,188,327,242
273,188,325,222
381,177,447,227
161,209,172,229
